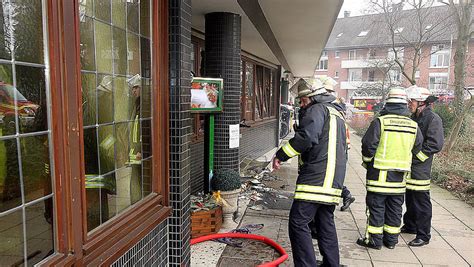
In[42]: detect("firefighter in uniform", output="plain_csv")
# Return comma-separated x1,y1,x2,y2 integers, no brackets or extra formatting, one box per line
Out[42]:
402,86,444,247
273,77,347,266
356,88,423,250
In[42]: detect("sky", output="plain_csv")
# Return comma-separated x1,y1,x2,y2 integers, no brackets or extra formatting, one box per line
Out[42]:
338,0,370,18
337,0,448,18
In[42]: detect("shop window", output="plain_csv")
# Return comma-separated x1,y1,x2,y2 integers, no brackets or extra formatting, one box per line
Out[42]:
242,61,255,121
79,0,153,232
242,59,277,121
0,1,55,265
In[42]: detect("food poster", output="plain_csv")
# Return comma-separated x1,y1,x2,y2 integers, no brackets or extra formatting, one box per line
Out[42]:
191,77,223,113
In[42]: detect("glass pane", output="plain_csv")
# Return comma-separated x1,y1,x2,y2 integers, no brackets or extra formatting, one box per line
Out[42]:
15,65,46,134
141,118,151,159
114,122,130,169
79,0,93,18
80,16,96,71
140,37,151,78
0,210,24,265
25,200,54,265
12,0,44,64
0,65,16,136
141,78,151,118
98,124,115,175
0,2,12,60
81,0,152,232
112,0,126,29
86,188,109,232
113,27,127,75
0,138,20,212
97,75,113,124
95,0,111,23
127,33,140,76
0,64,13,84
130,162,142,205
83,127,99,176
21,135,51,203
127,1,139,34
95,21,113,74
142,158,151,196
140,0,150,37
82,72,97,126
113,76,130,122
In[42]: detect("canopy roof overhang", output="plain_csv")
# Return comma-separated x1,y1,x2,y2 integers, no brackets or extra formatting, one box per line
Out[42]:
191,0,343,77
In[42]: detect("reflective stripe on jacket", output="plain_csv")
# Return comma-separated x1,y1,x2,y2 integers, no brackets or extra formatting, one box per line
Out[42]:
276,101,347,205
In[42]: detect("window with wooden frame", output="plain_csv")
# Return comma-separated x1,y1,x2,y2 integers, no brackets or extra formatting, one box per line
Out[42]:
241,57,278,122
191,36,205,141
0,1,172,266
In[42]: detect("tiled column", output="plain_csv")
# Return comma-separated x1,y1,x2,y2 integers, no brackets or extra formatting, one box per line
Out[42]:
168,0,192,265
204,12,242,172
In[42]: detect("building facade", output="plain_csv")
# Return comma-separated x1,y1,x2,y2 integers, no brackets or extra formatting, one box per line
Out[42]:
315,6,474,109
0,0,342,266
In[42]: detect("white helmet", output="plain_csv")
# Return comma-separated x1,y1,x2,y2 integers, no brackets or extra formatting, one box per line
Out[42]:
406,85,431,102
314,75,338,93
297,78,326,98
386,87,408,104
127,74,142,88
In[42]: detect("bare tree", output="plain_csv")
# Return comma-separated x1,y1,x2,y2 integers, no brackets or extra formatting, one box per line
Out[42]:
368,0,453,85
439,0,474,153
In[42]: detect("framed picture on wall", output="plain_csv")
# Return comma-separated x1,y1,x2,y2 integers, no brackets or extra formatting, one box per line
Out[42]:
190,77,224,113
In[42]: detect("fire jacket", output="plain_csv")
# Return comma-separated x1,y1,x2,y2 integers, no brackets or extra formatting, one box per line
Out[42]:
276,94,347,205
362,104,423,195
407,106,444,191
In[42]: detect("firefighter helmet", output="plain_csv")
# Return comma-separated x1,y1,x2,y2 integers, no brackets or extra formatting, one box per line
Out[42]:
386,87,408,104
406,85,431,102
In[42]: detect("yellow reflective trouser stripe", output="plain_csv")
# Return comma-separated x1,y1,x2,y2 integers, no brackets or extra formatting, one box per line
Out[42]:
282,142,300,158
407,184,430,191
406,178,430,185
323,114,337,188
296,184,342,196
384,224,401,234
362,155,373,162
416,151,429,162
367,186,406,194
366,180,406,188
367,225,383,234
294,192,340,204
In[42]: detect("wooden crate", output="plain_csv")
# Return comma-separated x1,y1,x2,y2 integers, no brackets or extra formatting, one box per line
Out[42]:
191,206,222,239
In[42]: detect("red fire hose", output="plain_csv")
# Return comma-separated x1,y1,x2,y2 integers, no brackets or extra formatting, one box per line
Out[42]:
191,233,288,267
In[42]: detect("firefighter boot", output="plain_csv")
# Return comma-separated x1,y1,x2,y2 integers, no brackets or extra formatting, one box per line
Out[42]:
340,194,355,211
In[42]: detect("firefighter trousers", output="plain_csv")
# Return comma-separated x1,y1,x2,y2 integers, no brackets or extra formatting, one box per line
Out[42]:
289,200,339,267
365,192,404,247
403,189,432,241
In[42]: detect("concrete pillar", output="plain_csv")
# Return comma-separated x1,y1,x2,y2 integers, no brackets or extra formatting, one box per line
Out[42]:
204,12,241,172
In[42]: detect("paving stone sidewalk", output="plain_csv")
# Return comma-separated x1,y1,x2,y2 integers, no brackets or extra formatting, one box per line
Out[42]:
191,133,474,266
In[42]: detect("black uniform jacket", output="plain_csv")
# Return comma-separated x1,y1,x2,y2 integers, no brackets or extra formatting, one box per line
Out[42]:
276,94,347,193
362,103,424,187
411,106,444,180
